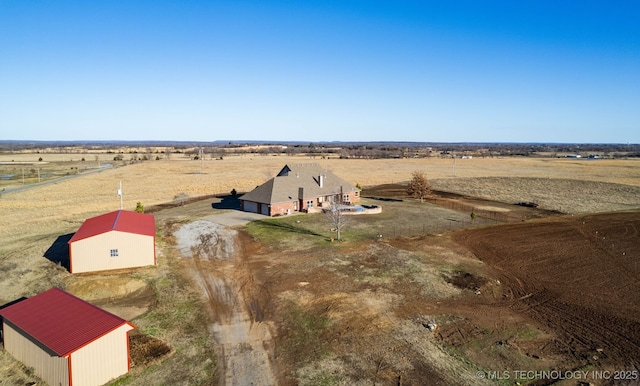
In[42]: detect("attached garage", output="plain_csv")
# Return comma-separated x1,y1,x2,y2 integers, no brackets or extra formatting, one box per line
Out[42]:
68,210,156,274
243,201,258,214
0,288,135,386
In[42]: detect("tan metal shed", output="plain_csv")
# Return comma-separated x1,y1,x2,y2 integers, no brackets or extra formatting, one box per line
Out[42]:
68,210,156,273
0,288,135,386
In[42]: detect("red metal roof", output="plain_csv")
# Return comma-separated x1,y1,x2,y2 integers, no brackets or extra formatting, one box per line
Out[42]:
0,288,133,356
68,210,155,243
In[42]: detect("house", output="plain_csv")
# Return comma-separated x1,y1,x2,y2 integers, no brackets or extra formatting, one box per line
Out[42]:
239,164,361,216
68,210,156,274
0,288,135,386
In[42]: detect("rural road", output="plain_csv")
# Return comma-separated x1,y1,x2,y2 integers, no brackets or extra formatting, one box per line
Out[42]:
174,212,276,386
1,164,114,195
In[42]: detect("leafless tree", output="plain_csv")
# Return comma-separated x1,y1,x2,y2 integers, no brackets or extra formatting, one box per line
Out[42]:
325,192,349,241
407,171,431,202
174,192,190,206
325,200,348,241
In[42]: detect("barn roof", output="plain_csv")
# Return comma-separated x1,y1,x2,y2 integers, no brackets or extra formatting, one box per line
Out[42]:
68,210,155,243
0,288,134,356
239,164,359,205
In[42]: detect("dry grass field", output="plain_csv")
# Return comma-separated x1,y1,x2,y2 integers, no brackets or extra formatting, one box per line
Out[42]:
1,153,639,385
2,154,639,247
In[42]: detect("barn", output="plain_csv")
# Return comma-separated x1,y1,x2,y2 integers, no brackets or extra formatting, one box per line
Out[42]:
68,210,156,274
0,288,135,386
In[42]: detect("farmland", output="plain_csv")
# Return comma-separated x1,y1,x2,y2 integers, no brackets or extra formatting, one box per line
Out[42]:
0,149,639,385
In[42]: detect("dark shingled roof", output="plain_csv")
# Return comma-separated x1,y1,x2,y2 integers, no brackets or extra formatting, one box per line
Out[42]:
239,164,359,205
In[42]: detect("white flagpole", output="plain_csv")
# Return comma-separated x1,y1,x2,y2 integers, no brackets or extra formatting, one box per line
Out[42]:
118,180,123,210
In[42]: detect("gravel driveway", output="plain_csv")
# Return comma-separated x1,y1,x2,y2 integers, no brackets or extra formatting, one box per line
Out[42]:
204,210,266,227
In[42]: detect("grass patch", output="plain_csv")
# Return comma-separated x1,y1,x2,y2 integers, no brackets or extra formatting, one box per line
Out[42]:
509,324,545,340
299,370,343,386
279,301,333,366
245,215,328,249
245,197,486,249
108,223,218,385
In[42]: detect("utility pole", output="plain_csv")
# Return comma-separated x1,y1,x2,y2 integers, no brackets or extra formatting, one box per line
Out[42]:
452,152,456,177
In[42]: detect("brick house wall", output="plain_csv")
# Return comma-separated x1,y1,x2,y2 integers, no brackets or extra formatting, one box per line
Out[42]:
270,201,297,216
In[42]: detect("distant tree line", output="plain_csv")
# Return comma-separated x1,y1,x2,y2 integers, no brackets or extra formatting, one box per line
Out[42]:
1,141,639,159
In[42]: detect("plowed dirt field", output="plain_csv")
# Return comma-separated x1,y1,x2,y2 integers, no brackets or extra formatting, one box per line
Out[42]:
454,212,640,372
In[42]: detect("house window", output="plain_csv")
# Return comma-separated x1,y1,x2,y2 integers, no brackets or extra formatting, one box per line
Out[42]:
343,194,350,202
355,191,359,197
110,249,119,257
307,200,314,208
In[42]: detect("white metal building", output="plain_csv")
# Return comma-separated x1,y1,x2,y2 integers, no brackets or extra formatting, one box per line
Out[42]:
68,210,156,274
0,288,135,386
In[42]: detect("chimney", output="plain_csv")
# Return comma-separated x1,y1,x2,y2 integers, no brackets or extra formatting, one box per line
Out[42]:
319,174,324,188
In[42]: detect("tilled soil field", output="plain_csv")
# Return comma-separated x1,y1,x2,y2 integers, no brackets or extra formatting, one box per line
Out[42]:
453,211,640,372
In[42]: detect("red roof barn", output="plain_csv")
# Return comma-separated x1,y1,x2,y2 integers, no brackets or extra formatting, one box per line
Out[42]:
68,210,156,273
0,288,135,386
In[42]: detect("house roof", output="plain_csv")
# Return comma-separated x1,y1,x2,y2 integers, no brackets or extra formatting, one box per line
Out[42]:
239,163,359,205
69,210,155,243
0,288,134,356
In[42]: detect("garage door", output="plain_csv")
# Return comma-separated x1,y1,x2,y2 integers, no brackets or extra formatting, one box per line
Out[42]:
261,204,270,216
243,201,258,213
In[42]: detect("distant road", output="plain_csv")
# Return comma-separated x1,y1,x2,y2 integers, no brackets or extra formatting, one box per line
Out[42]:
1,165,115,195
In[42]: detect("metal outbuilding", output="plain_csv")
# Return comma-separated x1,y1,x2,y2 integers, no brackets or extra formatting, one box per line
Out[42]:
0,288,135,386
68,210,156,274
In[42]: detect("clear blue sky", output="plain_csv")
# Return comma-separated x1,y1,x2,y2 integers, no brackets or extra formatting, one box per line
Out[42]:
1,0,638,143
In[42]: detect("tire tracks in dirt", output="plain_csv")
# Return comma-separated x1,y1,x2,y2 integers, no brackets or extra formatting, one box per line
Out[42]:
175,220,276,386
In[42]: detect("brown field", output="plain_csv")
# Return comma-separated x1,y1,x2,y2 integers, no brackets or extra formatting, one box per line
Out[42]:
1,154,639,385
452,212,640,371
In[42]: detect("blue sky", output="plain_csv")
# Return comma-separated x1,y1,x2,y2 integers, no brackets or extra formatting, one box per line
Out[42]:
1,1,638,143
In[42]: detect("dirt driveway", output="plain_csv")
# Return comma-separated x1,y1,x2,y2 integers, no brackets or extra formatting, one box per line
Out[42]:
174,211,275,386
204,211,266,228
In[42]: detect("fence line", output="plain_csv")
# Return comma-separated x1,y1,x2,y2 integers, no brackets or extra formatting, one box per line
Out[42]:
426,197,523,223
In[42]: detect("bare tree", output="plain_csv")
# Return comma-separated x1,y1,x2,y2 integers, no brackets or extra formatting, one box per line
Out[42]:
407,171,431,202
325,188,348,241
325,200,348,241
174,192,190,206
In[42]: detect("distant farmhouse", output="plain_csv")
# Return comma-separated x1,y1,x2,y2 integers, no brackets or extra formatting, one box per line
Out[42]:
0,288,135,386
239,164,361,216
68,210,156,274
